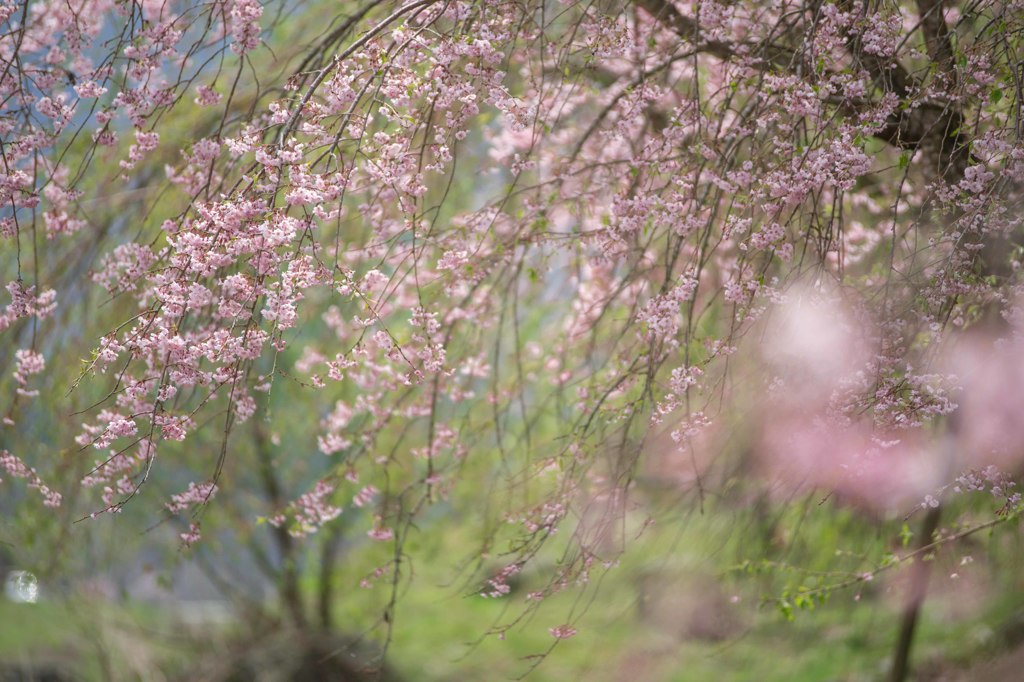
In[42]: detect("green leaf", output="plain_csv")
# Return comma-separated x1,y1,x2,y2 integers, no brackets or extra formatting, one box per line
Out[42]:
899,523,913,548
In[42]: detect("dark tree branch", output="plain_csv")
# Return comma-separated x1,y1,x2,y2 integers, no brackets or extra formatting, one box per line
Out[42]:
916,0,957,75
634,0,805,72
889,504,942,682
636,0,971,178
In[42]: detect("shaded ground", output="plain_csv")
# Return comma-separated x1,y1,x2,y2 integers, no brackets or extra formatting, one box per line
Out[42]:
924,642,1024,682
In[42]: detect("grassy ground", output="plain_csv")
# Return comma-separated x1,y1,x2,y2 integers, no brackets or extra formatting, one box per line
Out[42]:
2,556,1021,681
0,592,1017,681
2,498,1021,680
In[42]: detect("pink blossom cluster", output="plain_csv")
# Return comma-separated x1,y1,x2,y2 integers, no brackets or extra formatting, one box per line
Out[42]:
166,481,219,514
0,450,62,507
0,282,56,332
269,481,342,538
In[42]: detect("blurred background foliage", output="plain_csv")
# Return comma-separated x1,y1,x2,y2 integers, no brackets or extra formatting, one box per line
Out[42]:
1,1,1023,681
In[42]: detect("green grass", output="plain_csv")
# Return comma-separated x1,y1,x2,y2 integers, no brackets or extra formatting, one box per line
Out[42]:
4,474,1022,682
1,526,1022,682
